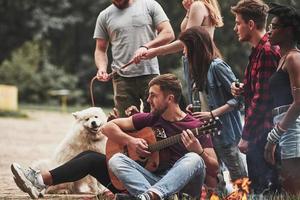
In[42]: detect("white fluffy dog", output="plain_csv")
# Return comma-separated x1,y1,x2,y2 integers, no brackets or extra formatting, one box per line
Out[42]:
33,107,108,194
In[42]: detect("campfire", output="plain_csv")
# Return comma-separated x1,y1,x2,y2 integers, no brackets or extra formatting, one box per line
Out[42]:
203,177,250,200
224,177,251,200
209,193,220,200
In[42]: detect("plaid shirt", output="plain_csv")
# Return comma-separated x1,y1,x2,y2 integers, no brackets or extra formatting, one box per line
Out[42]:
242,34,281,142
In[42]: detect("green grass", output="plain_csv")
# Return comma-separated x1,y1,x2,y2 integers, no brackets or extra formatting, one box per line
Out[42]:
0,109,28,118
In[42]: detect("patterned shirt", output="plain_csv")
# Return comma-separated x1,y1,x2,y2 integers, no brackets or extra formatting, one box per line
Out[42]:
242,34,281,142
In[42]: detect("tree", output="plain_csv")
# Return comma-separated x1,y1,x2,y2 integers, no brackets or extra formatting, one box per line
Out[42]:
1,0,299,105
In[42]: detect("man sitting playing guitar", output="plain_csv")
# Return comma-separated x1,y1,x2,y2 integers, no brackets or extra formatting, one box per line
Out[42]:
102,74,219,200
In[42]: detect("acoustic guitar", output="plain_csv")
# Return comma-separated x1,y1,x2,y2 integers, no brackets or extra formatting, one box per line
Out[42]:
106,118,222,190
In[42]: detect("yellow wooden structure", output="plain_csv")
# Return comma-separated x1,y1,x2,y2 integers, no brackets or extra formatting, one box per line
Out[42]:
0,84,18,111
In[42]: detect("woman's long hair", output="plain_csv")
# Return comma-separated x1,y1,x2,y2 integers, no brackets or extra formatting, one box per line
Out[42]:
202,0,224,27
179,26,221,91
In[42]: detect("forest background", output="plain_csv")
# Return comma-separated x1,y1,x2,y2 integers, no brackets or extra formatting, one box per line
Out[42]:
0,0,299,107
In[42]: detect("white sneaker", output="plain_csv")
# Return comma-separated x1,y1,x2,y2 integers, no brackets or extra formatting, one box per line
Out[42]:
11,163,45,199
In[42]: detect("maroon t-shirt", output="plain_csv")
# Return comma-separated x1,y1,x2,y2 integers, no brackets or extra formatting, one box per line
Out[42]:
132,113,213,171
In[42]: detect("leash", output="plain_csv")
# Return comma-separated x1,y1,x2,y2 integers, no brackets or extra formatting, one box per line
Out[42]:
90,60,135,107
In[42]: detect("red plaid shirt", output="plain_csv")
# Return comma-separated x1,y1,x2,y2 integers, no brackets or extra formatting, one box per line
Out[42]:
242,34,281,142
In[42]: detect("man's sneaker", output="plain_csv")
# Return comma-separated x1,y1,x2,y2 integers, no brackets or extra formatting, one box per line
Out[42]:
11,163,45,199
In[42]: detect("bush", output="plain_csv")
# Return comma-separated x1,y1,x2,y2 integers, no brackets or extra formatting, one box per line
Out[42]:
0,39,83,104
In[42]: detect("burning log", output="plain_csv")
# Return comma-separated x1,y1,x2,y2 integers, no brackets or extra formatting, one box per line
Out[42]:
224,178,251,200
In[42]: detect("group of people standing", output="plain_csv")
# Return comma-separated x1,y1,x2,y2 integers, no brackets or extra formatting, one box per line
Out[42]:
10,0,300,199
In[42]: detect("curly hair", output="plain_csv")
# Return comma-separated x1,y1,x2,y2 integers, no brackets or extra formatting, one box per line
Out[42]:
268,3,300,43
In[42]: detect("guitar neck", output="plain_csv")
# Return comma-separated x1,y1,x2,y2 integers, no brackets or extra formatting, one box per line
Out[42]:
148,127,207,153
148,134,181,152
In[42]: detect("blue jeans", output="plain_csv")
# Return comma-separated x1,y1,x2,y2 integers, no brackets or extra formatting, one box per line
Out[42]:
108,152,206,199
214,144,247,181
274,112,300,159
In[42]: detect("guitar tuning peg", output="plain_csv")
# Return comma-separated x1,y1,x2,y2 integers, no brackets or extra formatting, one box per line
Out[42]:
217,131,221,135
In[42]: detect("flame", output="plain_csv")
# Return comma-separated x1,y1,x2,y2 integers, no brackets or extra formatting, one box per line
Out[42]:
224,177,251,200
210,193,220,200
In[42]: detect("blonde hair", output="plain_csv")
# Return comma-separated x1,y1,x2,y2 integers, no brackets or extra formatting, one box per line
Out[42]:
201,0,224,27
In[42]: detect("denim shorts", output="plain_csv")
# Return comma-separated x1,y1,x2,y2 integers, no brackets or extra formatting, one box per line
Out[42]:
274,112,300,159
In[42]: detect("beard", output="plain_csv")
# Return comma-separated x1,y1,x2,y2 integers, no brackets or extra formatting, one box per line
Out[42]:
112,0,130,9
238,31,252,42
151,104,168,116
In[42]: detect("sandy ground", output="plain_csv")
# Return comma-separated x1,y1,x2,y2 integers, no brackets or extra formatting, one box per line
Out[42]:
0,110,100,199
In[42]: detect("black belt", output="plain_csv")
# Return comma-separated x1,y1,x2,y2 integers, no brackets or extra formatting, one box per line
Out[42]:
272,105,290,117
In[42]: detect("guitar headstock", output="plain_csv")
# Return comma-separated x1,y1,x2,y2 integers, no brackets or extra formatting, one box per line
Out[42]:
193,117,222,136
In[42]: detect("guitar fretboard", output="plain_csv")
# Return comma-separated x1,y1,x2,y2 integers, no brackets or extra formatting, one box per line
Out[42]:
148,123,218,152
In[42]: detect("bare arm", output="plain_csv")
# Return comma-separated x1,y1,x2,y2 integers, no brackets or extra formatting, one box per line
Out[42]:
192,104,235,121
264,53,300,165
180,11,189,32
278,53,300,130
211,104,234,117
101,117,136,145
133,21,174,63
185,1,208,29
94,38,109,81
182,130,219,177
144,1,209,59
201,147,219,177
180,0,192,31
101,117,151,156
144,21,174,49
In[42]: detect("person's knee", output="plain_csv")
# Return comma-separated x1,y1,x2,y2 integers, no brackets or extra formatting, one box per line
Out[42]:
108,153,127,173
90,152,106,166
185,152,206,173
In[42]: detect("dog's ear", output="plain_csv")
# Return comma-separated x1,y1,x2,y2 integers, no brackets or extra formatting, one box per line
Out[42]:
72,112,80,119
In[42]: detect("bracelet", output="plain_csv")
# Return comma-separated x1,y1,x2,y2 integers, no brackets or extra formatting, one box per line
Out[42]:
140,45,149,50
210,111,215,119
199,149,205,156
267,127,281,144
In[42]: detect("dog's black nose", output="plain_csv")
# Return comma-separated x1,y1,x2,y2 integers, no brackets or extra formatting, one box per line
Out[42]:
91,121,97,127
